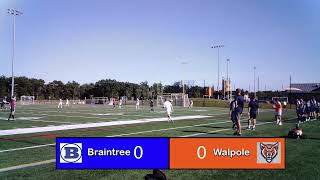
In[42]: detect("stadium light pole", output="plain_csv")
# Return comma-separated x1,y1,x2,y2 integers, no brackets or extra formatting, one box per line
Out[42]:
289,75,292,109
180,61,189,94
7,9,22,98
257,76,260,100
227,58,230,101
254,66,257,98
211,45,224,100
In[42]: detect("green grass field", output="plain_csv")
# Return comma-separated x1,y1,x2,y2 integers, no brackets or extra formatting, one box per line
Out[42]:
0,104,319,180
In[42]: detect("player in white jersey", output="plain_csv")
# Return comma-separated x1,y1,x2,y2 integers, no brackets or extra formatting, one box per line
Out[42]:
58,99,63,109
66,99,69,107
189,100,193,108
119,99,122,109
164,99,173,123
136,98,140,110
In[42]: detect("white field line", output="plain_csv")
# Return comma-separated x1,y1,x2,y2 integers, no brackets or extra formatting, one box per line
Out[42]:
0,143,56,153
7,111,213,119
181,122,272,137
107,120,230,137
6,119,74,124
23,119,75,124
0,115,211,136
0,116,75,124
0,159,56,173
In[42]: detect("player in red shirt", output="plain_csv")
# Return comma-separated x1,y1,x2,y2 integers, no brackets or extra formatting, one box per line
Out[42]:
274,98,283,125
8,96,17,121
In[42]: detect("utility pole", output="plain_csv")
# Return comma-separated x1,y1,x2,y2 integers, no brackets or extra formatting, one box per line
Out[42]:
222,76,225,99
211,45,224,99
257,76,260,100
7,9,22,98
227,58,230,101
203,80,206,98
290,75,292,109
180,61,188,94
254,66,257,98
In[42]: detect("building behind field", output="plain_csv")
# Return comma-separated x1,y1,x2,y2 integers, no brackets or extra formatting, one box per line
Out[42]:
287,83,320,102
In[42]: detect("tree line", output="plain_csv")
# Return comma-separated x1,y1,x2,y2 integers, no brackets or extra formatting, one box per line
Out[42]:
0,76,289,100
0,76,207,100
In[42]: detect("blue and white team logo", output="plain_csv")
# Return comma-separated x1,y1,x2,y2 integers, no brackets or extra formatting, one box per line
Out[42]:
60,143,82,163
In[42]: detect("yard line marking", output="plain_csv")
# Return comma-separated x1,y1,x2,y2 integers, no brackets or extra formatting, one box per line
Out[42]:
0,143,55,153
0,159,56,173
181,122,272,137
0,115,211,136
0,117,75,124
26,119,75,124
181,128,232,137
107,120,230,137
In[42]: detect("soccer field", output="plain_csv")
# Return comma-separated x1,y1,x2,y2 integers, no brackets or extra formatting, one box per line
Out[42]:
0,104,319,180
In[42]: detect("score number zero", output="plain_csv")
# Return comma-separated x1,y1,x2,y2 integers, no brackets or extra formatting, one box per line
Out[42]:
197,146,207,159
134,146,143,159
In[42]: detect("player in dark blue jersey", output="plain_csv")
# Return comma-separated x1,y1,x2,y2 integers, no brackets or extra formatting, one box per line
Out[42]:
296,99,302,119
247,96,259,130
150,99,154,111
229,99,237,129
233,89,244,136
310,97,317,120
316,101,320,119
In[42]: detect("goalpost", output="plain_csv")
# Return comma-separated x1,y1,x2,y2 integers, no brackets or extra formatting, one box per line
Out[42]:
20,96,35,105
156,93,190,107
87,97,108,104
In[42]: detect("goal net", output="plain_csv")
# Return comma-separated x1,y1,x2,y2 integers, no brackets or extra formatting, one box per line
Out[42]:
87,97,108,104
156,93,190,107
272,97,288,103
20,96,35,105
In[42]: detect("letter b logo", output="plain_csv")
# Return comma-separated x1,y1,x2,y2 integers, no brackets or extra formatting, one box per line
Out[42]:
60,143,82,163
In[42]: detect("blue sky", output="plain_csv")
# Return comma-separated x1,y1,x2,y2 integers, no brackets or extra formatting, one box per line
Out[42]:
0,0,319,90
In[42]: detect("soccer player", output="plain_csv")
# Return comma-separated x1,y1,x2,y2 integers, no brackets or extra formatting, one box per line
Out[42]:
150,99,154,111
7,96,16,121
296,99,302,120
274,98,283,125
310,97,317,120
66,99,70,107
189,100,193,108
306,99,312,121
112,98,116,110
119,98,122,109
58,99,63,109
136,98,140,110
247,96,259,130
234,89,244,136
164,99,173,123
229,98,237,130
316,101,320,119
0,97,4,109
